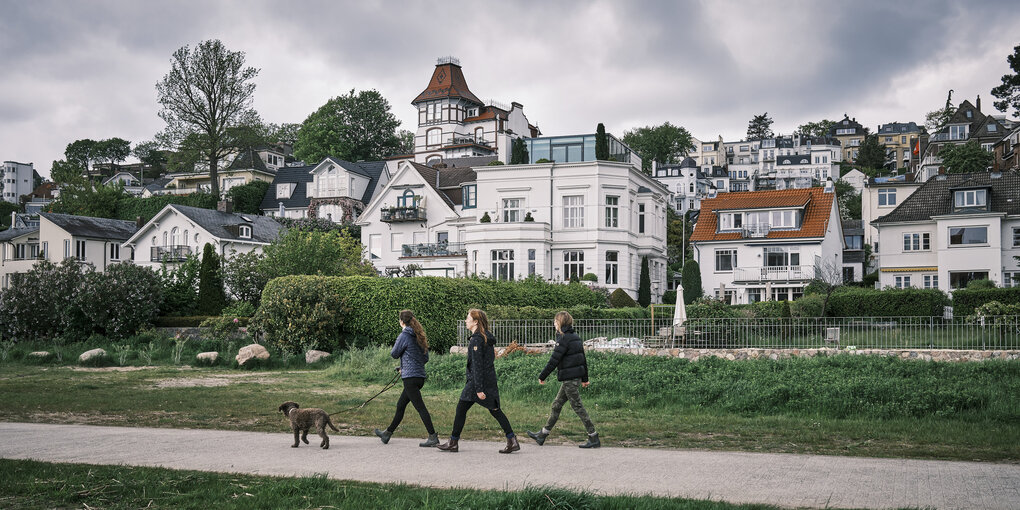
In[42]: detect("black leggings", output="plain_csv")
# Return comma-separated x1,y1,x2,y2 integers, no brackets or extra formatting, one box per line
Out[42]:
450,398,514,439
386,377,435,435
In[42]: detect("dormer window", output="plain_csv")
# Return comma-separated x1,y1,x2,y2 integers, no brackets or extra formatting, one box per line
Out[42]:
276,183,293,199
954,189,987,209
238,225,252,239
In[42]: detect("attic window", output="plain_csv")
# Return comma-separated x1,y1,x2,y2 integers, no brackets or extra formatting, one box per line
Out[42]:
954,189,986,209
965,110,972,118
239,225,252,239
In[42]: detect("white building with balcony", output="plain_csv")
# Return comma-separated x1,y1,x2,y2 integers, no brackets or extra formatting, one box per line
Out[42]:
690,184,844,304
411,57,539,165
861,174,922,272
653,157,710,215
259,157,389,221
358,153,669,301
2,161,35,204
871,172,1020,292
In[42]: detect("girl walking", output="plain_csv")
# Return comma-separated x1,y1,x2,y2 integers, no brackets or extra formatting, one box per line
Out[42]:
374,309,439,447
527,311,599,448
437,309,520,453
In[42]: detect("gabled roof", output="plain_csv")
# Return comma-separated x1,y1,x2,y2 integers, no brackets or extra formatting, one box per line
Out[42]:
354,160,386,204
170,205,283,244
463,107,507,123
412,62,482,105
872,172,1020,224
144,177,172,193
942,100,984,130
777,155,811,166
877,122,920,134
260,164,315,211
40,212,137,241
410,162,476,207
691,188,836,242
228,149,270,172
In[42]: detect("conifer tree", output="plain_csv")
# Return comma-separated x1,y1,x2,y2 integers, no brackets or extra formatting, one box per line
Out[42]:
638,256,651,307
198,242,227,315
595,123,610,160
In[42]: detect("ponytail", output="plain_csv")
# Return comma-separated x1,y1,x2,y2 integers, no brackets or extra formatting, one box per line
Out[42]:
399,309,428,351
468,308,490,343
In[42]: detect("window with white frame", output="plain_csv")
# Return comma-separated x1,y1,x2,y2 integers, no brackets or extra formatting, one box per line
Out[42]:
462,185,476,209
239,225,252,239
878,188,896,206
109,243,120,260
948,226,988,246
605,251,618,285
715,249,736,272
75,240,86,261
605,196,619,228
1013,227,1020,247
528,249,536,276
491,249,515,280
954,189,987,208
502,198,522,222
764,246,800,267
895,275,911,289
1004,271,1019,288
474,127,484,142
948,125,968,140
562,195,584,228
391,232,403,252
718,213,742,231
563,250,584,280
368,234,381,260
425,102,440,122
638,204,645,233
924,274,939,289
426,128,441,146
770,210,798,228
902,232,931,251
276,183,293,199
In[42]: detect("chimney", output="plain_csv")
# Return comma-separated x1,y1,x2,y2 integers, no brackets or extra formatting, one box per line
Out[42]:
976,95,981,112
135,216,144,229
217,200,233,214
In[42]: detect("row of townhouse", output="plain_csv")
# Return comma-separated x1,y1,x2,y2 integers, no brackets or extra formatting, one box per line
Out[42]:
0,204,282,289
917,96,1013,182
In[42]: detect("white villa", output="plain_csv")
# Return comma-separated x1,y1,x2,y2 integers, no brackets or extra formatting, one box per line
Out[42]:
260,157,389,221
871,172,1020,291
358,152,669,301
690,183,844,304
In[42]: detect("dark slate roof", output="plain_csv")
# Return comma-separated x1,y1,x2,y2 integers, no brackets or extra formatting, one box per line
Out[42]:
776,137,795,148
0,227,38,242
679,156,697,168
259,164,315,211
777,155,811,165
144,177,172,192
830,114,865,135
328,157,372,178
40,213,138,241
410,162,476,208
707,166,728,177
228,149,270,172
872,172,1020,224
171,205,283,244
877,122,920,134
637,186,652,193
353,160,386,204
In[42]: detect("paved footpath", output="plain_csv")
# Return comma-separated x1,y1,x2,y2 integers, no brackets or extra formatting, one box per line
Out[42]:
1,423,1018,509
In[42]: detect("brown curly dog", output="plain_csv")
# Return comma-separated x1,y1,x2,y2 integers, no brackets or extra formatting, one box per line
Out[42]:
278,401,340,449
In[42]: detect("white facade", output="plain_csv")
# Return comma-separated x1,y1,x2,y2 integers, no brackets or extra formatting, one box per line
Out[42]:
359,160,669,301
840,169,867,193
691,187,844,304
653,160,709,214
861,177,921,270
2,161,34,204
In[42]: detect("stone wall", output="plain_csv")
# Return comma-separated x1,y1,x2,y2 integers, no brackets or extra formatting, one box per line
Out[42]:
448,345,1020,362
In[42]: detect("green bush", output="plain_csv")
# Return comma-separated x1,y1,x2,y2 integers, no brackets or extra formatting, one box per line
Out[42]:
608,288,637,308
747,300,789,318
485,305,650,320
790,294,825,317
252,275,607,353
970,300,1020,317
198,243,227,315
661,290,676,305
685,298,740,318
581,272,598,282
222,301,257,317
479,212,491,223
681,260,703,303
225,180,270,215
826,287,948,317
967,278,996,289
158,256,201,316
199,316,246,342
953,287,1020,316
152,316,215,328
115,192,218,223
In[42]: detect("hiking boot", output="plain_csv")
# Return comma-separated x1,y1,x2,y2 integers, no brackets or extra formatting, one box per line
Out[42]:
499,435,521,454
579,433,600,449
374,428,392,444
419,433,440,447
437,438,459,452
526,430,548,446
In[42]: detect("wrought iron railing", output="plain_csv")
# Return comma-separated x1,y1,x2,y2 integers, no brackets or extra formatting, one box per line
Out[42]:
381,206,427,222
150,245,192,262
401,242,467,258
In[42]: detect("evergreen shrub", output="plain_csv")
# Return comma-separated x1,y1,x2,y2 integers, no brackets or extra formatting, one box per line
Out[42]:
825,287,948,317
953,287,1020,316
608,288,637,308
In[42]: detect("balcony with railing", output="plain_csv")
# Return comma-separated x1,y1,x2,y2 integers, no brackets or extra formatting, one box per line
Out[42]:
442,134,493,149
401,242,467,258
380,206,427,223
929,132,968,142
150,245,192,262
741,223,771,238
733,265,818,282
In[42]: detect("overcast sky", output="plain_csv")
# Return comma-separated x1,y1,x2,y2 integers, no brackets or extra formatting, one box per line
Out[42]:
2,0,1018,178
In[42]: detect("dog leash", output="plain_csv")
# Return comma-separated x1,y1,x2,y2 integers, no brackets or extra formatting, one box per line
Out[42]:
329,371,400,417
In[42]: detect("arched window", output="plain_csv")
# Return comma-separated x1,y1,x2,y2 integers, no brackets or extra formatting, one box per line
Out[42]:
162,232,168,247
397,189,416,208
152,236,157,247
170,227,179,247
474,127,484,142
182,230,189,246
426,128,441,147
426,155,442,166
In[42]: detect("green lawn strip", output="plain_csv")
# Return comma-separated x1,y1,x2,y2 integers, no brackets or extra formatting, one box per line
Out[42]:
1,354,1017,462
0,458,782,510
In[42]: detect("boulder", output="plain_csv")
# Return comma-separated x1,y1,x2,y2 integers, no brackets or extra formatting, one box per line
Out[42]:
196,352,219,364
28,351,51,358
305,350,331,364
235,344,270,366
79,348,107,363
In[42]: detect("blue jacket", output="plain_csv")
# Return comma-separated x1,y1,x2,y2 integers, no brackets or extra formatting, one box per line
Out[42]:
391,326,429,379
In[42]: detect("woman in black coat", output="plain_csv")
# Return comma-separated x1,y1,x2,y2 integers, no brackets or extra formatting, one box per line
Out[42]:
436,308,520,453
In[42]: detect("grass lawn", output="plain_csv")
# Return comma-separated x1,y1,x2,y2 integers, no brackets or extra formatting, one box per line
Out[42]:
0,458,783,510
1,348,1017,462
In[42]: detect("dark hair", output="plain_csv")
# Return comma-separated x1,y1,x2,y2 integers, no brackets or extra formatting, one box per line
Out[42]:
554,310,573,334
468,308,490,342
399,309,428,351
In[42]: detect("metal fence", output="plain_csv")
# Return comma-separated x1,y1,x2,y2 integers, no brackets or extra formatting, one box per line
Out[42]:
456,316,1020,351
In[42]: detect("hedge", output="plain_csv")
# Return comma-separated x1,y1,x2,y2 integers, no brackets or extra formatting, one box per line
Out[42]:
152,316,219,328
252,276,607,353
485,305,651,320
952,287,1020,317
825,287,948,317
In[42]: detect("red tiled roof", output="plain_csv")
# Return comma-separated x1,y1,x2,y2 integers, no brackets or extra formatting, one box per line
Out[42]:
412,63,482,105
690,188,835,242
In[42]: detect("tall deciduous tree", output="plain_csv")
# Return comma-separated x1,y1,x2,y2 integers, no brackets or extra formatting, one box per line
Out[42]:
991,44,1020,118
64,139,101,174
50,159,85,185
156,39,261,198
293,89,402,164
132,141,168,175
621,122,694,173
595,122,610,160
940,140,994,174
796,119,835,138
855,134,887,175
96,138,131,170
397,129,415,155
746,113,775,141
510,137,530,164
835,179,862,220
